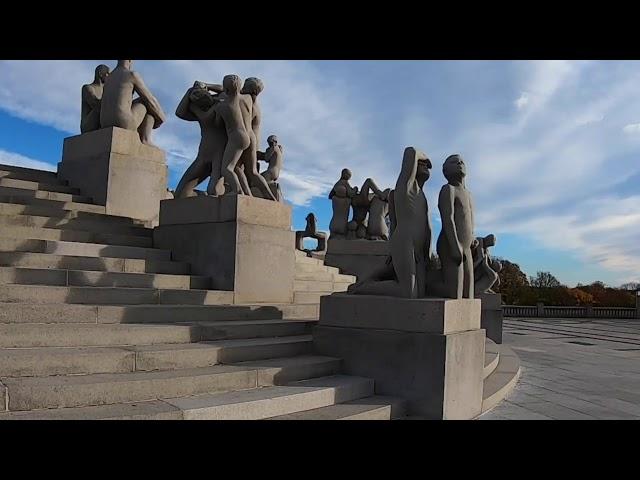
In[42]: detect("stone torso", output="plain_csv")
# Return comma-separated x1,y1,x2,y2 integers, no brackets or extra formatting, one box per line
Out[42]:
100,69,135,129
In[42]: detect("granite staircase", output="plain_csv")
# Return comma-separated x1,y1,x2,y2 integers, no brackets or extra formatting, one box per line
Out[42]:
0,163,518,419
0,163,408,420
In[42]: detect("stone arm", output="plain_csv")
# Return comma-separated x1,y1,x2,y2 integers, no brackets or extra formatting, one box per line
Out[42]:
439,185,463,265
81,85,100,109
202,82,224,94
424,206,433,262
388,190,396,236
175,88,198,122
132,72,167,127
257,150,266,162
364,178,389,201
396,147,426,196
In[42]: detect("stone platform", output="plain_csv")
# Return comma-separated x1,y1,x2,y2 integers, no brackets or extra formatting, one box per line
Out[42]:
153,195,295,304
58,127,168,225
324,238,389,280
480,293,503,344
313,293,486,419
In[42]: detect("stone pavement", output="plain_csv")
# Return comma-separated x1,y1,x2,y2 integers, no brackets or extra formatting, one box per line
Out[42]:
479,317,640,420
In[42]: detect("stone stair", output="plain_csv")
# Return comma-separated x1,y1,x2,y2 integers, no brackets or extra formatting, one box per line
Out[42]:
0,163,403,420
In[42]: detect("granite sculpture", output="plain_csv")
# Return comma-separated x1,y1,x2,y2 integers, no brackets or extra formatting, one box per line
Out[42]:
81,64,111,133
295,213,327,257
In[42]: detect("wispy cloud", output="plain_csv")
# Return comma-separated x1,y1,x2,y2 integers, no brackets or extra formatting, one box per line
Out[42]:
0,149,56,171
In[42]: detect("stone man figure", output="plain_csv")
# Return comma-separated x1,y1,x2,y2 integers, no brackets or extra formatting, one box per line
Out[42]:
257,135,284,201
329,168,358,239
100,60,166,146
436,154,475,299
174,82,227,198
81,64,110,133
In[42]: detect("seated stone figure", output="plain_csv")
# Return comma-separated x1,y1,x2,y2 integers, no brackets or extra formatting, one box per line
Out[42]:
472,234,502,296
174,82,227,198
81,64,110,133
348,147,432,298
329,169,358,239
100,60,166,146
255,135,284,202
296,213,327,257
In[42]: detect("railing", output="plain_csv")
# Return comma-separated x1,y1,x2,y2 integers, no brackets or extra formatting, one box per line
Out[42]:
503,304,638,319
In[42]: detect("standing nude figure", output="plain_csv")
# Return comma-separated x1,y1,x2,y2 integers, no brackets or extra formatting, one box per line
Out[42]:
258,135,283,183
349,148,432,298
174,83,227,198
437,154,475,299
212,75,251,196
329,168,358,239
100,60,166,146
235,78,276,201
358,178,391,240
81,64,111,133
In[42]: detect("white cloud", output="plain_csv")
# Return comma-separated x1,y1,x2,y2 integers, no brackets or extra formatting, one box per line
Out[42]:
0,149,56,171
515,92,529,110
623,123,640,134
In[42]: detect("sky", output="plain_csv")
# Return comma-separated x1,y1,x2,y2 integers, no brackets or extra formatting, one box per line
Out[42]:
0,60,639,287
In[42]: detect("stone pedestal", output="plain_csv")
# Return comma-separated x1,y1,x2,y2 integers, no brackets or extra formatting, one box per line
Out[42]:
313,293,485,419
324,238,389,280
58,127,168,225
479,293,503,344
153,195,295,304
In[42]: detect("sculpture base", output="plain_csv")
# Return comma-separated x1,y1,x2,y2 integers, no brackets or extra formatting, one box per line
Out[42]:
313,294,485,419
58,127,168,225
479,293,503,344
324,238,389,280
153,195,294,304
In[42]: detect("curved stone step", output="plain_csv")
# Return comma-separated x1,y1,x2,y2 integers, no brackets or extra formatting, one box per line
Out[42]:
481,344,521,414
0,177,81,195
0,252,190,275
0,335,313,377
0,374,371,420
0,355,340,411
0,238,171,260
267,395,407,420
0,303,318,324
0,164,60,184
0,185,92,204
0,213,152,237
0,267,210,290
484,339,500,379
0,319,315,347
0,225,152,248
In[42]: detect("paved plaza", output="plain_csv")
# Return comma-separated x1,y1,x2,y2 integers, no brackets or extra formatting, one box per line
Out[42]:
480,317,640,420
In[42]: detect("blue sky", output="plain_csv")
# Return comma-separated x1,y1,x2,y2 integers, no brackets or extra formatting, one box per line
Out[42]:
0,60,639,287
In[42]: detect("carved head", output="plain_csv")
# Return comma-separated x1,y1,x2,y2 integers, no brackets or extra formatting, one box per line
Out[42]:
223,75,242,94
189,87,215,109
117,60,133,69
341,168,352,181
443,154,466,183
95,64,110,83
241,77,264,96
267,135,279,147
416,157,432,185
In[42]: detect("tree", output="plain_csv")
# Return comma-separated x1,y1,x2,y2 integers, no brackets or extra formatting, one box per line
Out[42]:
620,282,640,291
493,258,529,304
530,271,563,288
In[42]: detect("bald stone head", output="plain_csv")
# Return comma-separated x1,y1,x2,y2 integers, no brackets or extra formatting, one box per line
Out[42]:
241,77,264,96
341,168,352,181
267,135,278,147
94,64,110,84
223,75,242,95
117,60,133,69
443,154,466,183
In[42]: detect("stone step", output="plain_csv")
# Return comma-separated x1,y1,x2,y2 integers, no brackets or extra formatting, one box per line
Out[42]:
293,280,335,293
0,284,232,305
0,252,190,275
0,303,318,324
0,177,81,196
1,355,340,411
0,194,106,215
0,319,315,347
335,273,357,283
332,282,350,293
163,374,371,420
481,344,521,414
0,201,138,225
0,225,152,248
294,291,329,304
0,267,210,290
484,339,500,379
295,262,341,276
294,254,326,266
267,395,407,420
0,238,171,260
0,164,60,184
0,212,152,237
0,335,312,377
0,185,92,204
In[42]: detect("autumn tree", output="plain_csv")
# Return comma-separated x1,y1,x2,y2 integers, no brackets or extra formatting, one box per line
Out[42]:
530,271,563,288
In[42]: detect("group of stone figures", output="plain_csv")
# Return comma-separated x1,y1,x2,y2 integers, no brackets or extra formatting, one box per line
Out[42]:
347,148,503,300
80,61,284,202
329,171,391,241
